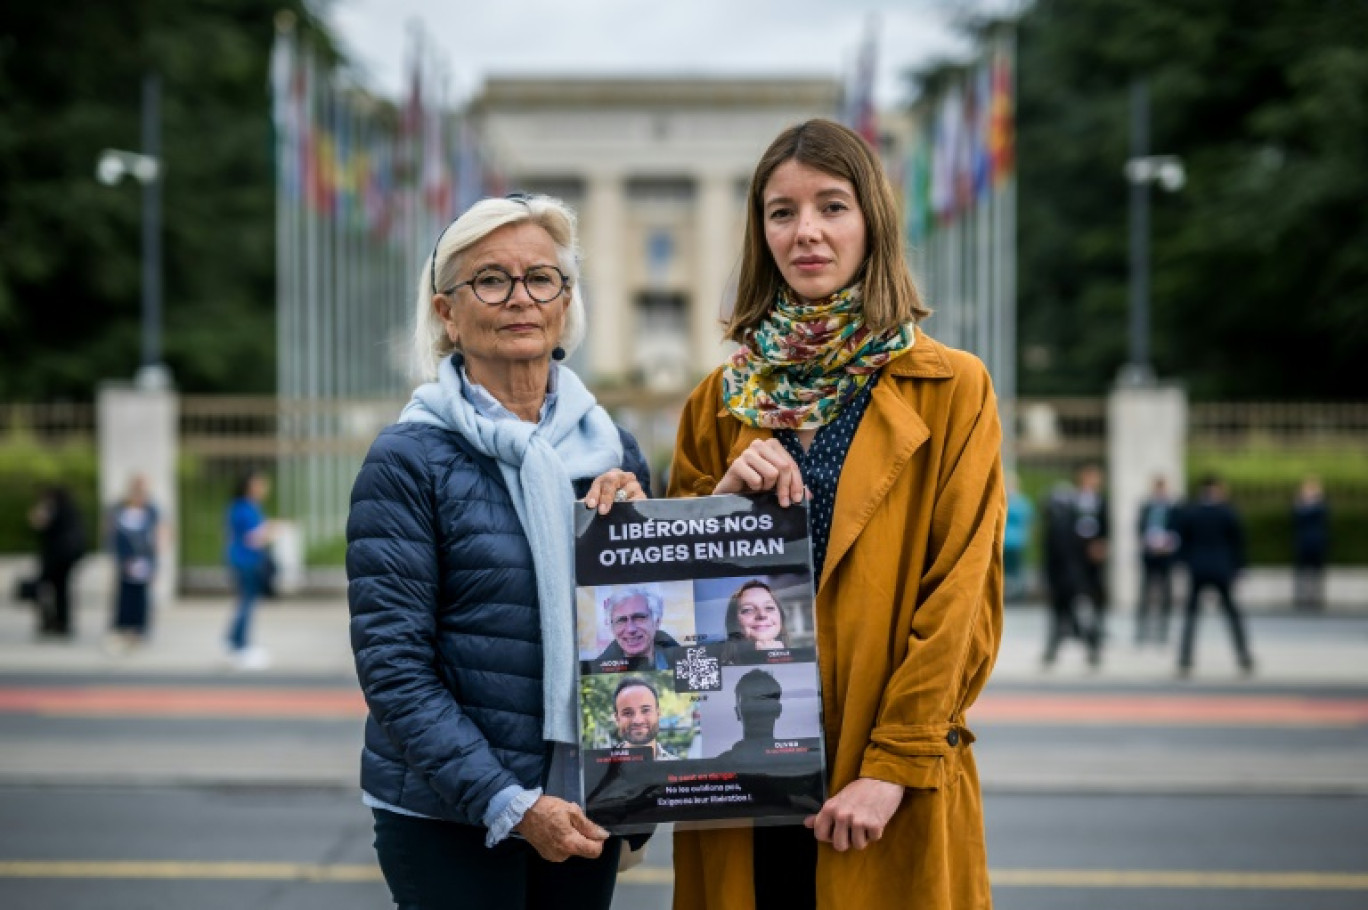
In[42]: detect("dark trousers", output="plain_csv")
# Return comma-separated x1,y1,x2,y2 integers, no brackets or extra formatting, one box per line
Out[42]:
371,808,620,910
114,580,151,634
226,565,260,651
1293,556,1326,611
754,823,817,910
1135,558,1174,643
1078,560,1108,659
1178,577,1253,670
37,562,76,636
1044,583,1103,665
1042,587,1080,664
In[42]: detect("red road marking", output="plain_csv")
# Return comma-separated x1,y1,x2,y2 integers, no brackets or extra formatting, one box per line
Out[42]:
0,687,1365,726
0,687,366,718
971,694,1368,726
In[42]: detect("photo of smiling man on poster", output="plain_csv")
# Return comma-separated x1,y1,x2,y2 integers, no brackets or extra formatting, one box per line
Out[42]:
610,676,680,760
583,582,694,672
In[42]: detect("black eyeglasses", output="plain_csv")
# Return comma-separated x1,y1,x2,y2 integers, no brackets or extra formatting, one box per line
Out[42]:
428,193,535,295
445,265,569,305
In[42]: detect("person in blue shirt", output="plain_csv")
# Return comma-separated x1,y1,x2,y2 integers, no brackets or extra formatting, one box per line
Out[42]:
1003,471,1034,602
224,469,273,669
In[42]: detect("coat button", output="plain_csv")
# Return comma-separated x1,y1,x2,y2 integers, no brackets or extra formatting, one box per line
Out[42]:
946,729,960,747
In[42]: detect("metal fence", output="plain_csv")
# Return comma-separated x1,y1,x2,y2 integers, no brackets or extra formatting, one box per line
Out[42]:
5,396,1366,568
1188,402,1368,509
0,403,99,553
180,396,402,569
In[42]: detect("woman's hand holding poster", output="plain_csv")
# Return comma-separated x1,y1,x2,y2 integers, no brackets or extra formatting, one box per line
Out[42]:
574,493,827,833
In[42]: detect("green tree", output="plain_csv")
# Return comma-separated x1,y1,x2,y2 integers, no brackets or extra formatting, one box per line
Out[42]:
0,1,338,398
1014,0,1368,399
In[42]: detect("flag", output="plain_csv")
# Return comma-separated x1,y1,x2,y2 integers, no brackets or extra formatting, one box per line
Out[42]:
972,63,992,201
422,104,453,219
846,18,879,145
989,49,1015,186
931,88,960,222
904,135,933,245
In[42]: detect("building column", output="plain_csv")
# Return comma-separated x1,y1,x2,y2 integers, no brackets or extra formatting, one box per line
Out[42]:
1106,382,1187,615
582,171,629,383
98,383,179,607
692,171,737,376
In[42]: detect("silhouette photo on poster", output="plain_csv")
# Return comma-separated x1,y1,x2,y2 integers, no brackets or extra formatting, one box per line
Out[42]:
694,662,823,761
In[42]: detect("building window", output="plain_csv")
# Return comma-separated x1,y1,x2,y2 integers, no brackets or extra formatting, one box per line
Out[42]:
634,292,691,390
625,177,696,204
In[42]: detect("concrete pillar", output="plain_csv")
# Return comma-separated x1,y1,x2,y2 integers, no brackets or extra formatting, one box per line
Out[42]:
582,171,629,382
692,171,737,376
98,384,178,607
1106,382,1186,614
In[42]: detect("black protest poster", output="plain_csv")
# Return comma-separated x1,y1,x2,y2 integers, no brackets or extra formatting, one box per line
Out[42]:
574,493,828,833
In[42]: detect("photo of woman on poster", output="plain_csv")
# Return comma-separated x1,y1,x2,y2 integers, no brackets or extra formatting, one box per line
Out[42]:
691,574,815,661
725,579,789,650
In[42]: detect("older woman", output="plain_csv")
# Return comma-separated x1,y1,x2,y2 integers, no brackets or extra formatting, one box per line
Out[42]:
669,120,1004,910
724,579,787,650
347,194,648,910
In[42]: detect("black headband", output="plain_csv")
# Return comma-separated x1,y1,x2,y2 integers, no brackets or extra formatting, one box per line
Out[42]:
428,192,533,296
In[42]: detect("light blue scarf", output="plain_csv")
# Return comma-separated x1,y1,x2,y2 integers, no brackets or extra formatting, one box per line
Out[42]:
399,355,623,744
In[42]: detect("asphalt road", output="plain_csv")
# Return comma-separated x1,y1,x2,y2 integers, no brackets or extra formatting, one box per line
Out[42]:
0,608,1364,910
2,787,1366,909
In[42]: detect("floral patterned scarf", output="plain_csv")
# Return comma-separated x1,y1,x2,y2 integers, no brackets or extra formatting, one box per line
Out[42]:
721,284,917,429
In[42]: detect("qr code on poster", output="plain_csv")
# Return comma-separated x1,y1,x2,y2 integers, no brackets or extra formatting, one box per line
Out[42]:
673,646,722,693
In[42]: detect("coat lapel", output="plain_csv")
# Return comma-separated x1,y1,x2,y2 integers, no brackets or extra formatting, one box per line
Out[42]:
820,334,952,590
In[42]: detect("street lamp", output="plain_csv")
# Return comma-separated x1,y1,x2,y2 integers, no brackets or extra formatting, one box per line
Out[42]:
96,74,169,391
1119,79,1184,387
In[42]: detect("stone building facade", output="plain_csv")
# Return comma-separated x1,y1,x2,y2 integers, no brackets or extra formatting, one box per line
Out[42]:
471,77,841,390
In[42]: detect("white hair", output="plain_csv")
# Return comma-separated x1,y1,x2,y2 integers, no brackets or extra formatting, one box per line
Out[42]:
603,586,666,624
410,194,587,382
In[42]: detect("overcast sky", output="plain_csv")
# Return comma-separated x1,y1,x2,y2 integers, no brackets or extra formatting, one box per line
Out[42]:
325,0,1016,109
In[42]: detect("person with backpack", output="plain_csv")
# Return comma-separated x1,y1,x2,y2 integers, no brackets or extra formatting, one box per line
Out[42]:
29,484,87,639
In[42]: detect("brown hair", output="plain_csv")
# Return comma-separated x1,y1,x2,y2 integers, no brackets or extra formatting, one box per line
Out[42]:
724,579,786,643
728,118,929,343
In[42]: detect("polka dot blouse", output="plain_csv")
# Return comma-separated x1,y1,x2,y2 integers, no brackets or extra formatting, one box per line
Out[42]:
776,373,880,586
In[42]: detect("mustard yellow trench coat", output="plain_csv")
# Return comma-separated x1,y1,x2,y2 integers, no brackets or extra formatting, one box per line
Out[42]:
667,332,1005,910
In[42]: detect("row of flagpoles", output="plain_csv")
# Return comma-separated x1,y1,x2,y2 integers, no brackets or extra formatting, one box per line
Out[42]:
901,24,1018,465
267,16,505,550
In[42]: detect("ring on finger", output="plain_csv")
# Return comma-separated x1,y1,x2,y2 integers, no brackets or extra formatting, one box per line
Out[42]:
614,488,629,502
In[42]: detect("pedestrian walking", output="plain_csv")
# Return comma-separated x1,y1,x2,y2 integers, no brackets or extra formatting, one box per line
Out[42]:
1291,475,1330,611
28,484,87,639
1135,475,1179,644
1041,480,1085,666
224,469,274,670
667,119,1004,910
347,194,650,910
106,475,162,651
1175,475,1255,677
1072,462,1109,665
1003,470,1034,602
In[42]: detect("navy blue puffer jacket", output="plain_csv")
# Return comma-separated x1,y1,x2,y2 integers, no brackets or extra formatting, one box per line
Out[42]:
347,420,649,825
